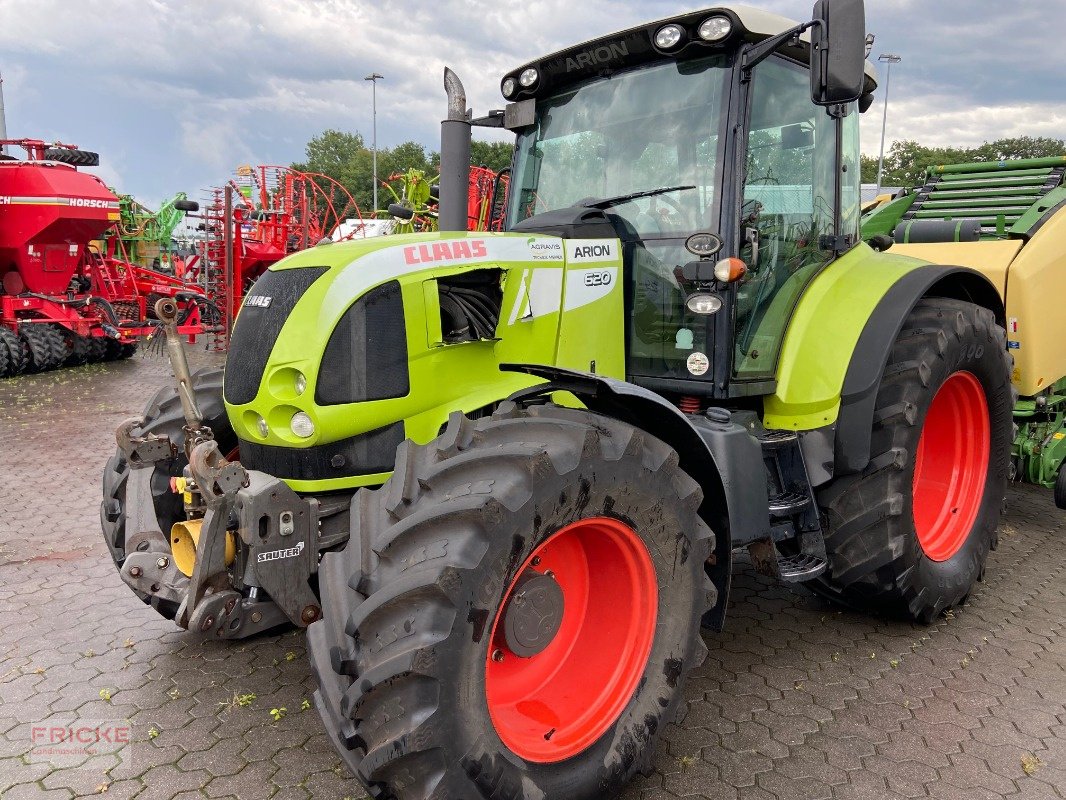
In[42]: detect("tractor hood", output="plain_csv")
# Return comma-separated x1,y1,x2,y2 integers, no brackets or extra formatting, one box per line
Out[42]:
223,229,625,492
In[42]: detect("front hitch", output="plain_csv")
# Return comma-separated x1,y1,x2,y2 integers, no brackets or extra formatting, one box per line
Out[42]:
115,422,321,638
154,297,214,458
113,307,325,639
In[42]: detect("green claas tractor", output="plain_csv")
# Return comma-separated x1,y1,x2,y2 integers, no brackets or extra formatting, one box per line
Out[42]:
101,1,1026,796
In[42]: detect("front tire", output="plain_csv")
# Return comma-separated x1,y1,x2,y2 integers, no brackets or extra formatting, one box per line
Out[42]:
309,403,716,800
814,299,1013,622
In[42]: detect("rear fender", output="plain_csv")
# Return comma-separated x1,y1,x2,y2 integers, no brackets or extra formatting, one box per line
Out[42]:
503,363,773,631
835,265,1004,475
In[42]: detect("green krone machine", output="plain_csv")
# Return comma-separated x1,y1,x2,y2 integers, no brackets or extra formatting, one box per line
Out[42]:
862,156,1066,508
102,2,1045,797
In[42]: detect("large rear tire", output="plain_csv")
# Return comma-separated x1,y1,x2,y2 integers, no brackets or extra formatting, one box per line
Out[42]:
43,147,100,167
19,323,66,372
60,329,91,366
100,368,234,619
309,403,716,800
813,299,1013,621
86,336,108,362
0,326,28,377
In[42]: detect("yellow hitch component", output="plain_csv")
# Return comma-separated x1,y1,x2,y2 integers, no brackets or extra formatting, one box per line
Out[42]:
171,477,194,506
170,519,236,578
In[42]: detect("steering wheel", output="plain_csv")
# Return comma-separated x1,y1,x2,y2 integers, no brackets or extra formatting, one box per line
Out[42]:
649,192,694,231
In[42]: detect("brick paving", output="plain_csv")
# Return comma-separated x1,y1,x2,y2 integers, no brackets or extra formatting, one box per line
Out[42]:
0,352,1063,799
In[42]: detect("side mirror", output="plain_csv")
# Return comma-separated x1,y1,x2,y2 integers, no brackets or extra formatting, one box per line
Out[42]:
810,0,866,106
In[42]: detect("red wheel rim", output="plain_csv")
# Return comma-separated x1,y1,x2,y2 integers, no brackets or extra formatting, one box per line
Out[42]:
912,371,990,562
484,517,658,763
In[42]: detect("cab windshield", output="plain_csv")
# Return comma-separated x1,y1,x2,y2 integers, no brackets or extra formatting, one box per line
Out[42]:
506,56,729,238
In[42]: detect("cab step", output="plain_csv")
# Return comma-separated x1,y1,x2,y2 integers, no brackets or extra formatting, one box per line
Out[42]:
757,429,798,449
777,552,827,582
768,490,811,517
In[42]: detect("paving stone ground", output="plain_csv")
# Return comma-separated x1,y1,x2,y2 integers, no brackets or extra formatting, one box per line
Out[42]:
1,352,1064,800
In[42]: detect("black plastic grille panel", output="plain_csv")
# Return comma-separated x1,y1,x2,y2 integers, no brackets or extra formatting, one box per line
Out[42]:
223,267,329,405
238,422,405,481
315,280,409,406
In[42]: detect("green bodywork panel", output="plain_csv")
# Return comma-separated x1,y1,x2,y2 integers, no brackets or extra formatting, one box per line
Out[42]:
861,193,916,239
763,242,927,430
1013,378,1066,488
225,231,624,492
228,231,933,490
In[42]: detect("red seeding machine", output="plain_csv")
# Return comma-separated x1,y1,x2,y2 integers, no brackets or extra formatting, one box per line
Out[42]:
0,139,216,377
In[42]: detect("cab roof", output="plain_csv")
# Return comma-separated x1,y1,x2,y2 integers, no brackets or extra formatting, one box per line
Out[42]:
502,4,877,101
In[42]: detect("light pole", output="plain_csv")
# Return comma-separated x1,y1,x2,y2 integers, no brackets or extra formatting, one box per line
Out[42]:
875,54,902,195
364,73,384,211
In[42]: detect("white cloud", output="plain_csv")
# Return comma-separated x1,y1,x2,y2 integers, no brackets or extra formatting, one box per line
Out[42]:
1,0,1063,203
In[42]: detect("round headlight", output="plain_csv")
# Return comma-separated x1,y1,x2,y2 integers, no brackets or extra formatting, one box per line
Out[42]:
519,68,539,88
654,24,684,49
294,371,307,396
698,15,733,42
256,415,269,438
685,232,724,258
502,77,517,98
291,411,315,439
686,293,723,315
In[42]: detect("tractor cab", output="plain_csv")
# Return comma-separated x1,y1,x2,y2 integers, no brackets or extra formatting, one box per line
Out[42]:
500,4,873,399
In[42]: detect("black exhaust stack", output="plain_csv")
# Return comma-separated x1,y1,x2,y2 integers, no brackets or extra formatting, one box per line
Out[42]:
439,68,471,233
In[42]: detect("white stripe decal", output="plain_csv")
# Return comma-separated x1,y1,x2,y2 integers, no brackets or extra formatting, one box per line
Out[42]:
323,235,563,322
564,267,618,312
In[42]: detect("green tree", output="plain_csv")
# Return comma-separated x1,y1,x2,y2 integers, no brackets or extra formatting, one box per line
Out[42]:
470,140,515,173
971,136,1066,162
860,153,879,184
294,131,515,216
867,136,1066,190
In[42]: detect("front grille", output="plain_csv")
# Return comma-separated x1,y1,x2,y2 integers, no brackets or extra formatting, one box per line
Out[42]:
238,422,405,481
316,280,409,406
224,266,329,405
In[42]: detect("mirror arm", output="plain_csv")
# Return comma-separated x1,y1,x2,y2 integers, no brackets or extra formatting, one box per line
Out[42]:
741,20,819,77
470,110,505,129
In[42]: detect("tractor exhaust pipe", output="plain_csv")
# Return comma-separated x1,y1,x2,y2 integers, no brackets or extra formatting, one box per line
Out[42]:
439,67,471,232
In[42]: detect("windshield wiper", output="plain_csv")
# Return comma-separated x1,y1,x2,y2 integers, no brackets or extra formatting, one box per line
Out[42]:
578,185,696,210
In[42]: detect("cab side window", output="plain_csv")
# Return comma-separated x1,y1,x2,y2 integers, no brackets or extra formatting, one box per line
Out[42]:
733,57,837,380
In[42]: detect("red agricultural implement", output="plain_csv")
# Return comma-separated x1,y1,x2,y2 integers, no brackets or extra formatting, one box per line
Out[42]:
181,162,502,354
469,164,508,232
0,139,215,377
191,165,362,351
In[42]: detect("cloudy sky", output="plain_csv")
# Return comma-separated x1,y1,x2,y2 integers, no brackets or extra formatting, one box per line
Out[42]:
2,0,1063,208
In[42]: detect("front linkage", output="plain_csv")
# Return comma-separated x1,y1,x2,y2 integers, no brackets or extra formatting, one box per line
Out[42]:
112,300,323,639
